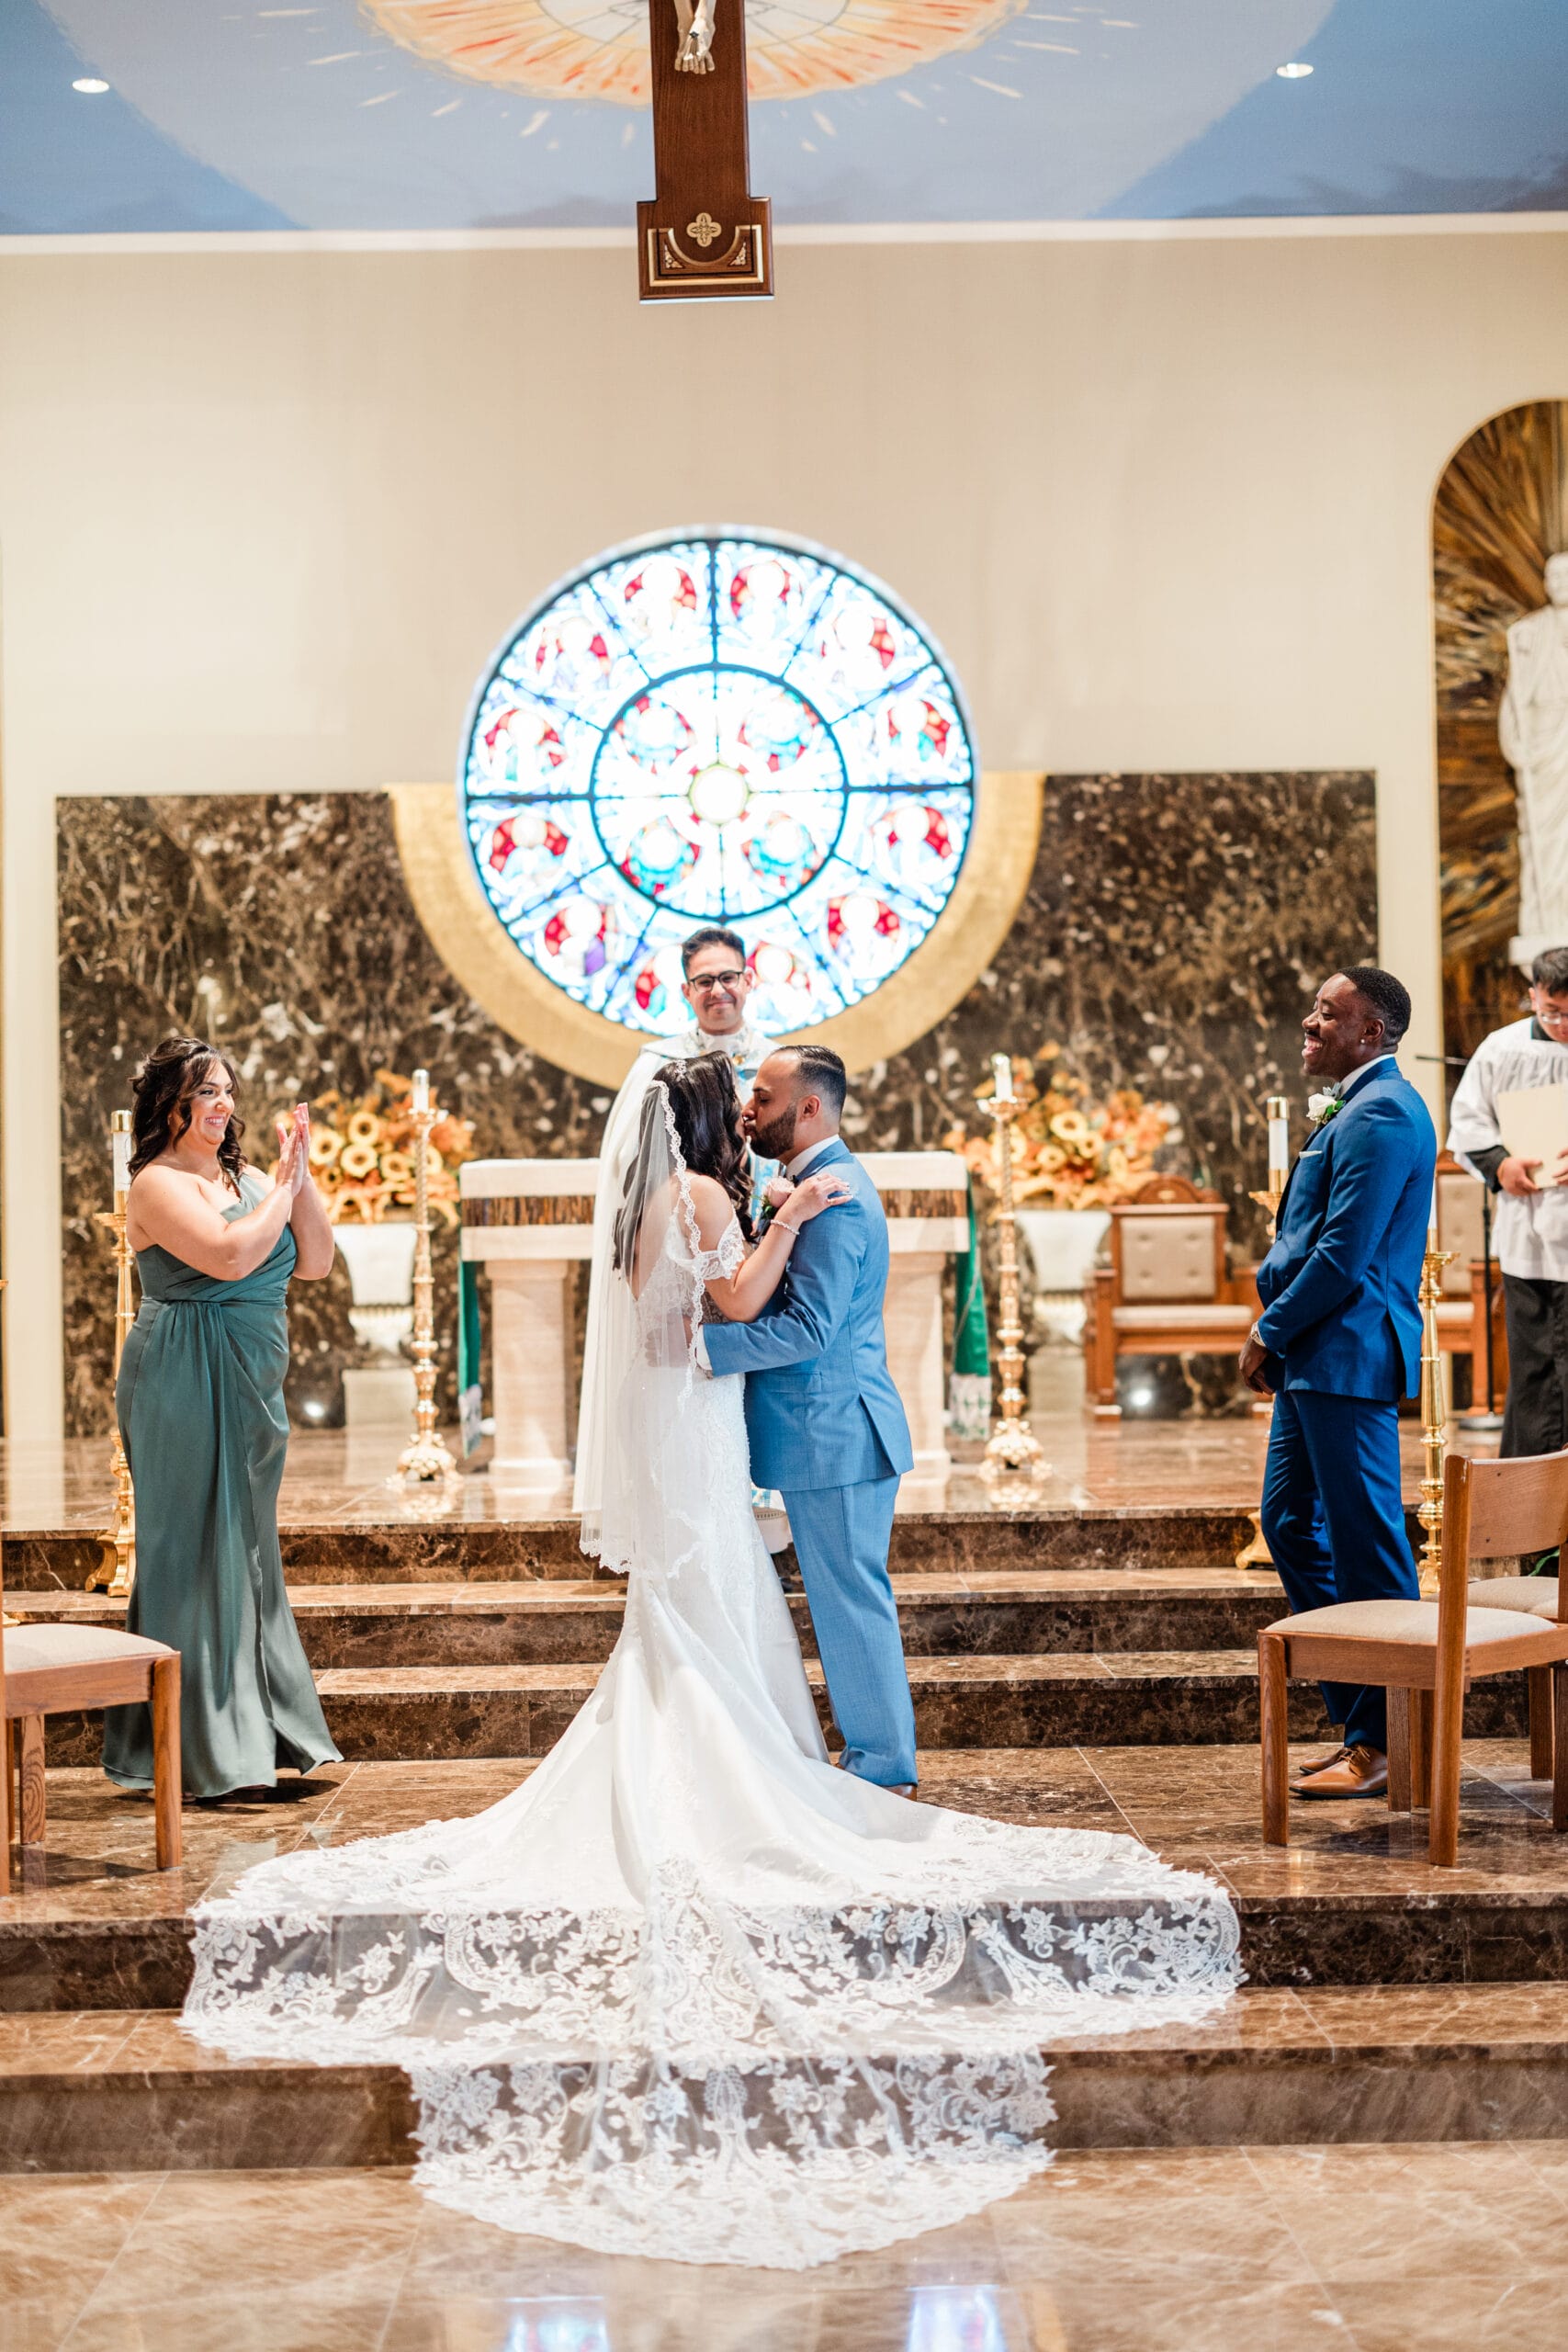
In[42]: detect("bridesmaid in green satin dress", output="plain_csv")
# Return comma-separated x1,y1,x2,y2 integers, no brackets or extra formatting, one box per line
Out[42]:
105,1036,343,1802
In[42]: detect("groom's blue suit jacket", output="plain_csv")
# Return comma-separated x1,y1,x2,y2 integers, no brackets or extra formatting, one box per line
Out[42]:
702,1137,914,1490
1255,1058,1436,1401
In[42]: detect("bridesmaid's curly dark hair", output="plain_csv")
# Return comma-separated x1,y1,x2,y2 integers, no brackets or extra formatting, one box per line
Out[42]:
129,1036,246,1193
613,1053,754,1273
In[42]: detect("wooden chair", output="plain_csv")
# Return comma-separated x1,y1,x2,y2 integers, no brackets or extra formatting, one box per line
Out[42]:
2,1562,183,1875
1082,1173,1260,1417
1258,1449,1568,1867
1466,1558,1561,1781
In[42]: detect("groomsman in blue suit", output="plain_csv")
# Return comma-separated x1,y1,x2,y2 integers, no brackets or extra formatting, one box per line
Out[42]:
1240,967,1437,1802
700,1044,919,1793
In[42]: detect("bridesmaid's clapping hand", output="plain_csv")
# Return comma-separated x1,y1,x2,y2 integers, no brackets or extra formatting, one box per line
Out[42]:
274,1108,310,1197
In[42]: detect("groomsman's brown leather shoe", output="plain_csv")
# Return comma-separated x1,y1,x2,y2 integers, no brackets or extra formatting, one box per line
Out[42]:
1292,1744,1352,1783
1295,1744,1388,1800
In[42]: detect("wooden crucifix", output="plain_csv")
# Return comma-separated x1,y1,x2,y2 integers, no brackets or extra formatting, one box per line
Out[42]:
637,0,773,303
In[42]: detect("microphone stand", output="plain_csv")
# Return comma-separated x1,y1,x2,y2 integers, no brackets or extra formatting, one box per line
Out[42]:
1416,1050,1503,1431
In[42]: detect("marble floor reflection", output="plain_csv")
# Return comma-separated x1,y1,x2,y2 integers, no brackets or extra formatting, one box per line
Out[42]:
0,1403,1480,1536
5,2140,1566,2352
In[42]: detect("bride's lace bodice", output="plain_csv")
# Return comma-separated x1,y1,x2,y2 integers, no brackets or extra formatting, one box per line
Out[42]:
183,1164,1239,2271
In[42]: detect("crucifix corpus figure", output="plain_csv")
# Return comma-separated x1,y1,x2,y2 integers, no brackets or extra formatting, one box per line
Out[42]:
674,0,717,73
637,0,773,301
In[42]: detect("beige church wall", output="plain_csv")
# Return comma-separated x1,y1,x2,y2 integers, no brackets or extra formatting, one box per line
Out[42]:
4,224,1568,1438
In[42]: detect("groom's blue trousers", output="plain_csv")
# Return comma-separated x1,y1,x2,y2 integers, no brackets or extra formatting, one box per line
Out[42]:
1259,1388,1420,1753
781,1476,919,1788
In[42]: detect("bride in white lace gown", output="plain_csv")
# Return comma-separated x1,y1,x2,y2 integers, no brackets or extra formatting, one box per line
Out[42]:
184,1058,1240,2270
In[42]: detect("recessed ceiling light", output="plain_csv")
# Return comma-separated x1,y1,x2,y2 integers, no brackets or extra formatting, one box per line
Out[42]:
72,77,111,94
1275,62,1313,79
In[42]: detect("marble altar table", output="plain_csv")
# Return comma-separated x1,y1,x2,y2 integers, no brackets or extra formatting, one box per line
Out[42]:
460,1150,969,1496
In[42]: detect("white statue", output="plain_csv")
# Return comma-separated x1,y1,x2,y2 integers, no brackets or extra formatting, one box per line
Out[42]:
1504,551,1568,967
674,0,717,73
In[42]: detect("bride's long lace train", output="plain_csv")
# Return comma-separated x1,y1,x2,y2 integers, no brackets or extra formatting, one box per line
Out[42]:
183,1170,1239,2268
185,1505,1239,2262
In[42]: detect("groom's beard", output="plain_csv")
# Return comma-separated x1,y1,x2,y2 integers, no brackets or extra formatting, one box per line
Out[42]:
749,1108,797,1162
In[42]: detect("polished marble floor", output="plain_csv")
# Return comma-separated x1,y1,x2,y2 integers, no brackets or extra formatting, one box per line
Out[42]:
0,1404,1473,1535
5,2140,1567,2352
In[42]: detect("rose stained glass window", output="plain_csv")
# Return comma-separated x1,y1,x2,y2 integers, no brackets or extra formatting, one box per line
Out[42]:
459,532,977,1036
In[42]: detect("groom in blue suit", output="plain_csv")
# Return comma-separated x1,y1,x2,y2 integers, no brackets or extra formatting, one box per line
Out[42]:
701,1044,919,1793
1241,967,1437,1802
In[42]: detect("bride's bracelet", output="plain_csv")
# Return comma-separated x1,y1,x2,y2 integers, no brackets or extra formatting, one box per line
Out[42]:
774,1219,802,1239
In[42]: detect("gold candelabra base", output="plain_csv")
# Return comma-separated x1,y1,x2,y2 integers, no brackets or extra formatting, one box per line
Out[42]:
982,1416,1046,1479
398,1428,457,1485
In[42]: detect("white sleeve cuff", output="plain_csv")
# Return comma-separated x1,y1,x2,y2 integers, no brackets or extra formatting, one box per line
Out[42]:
693,1328,712,1373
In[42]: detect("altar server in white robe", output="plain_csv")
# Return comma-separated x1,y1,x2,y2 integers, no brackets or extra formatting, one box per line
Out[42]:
574,926,773,1532
1448,944,1568,1456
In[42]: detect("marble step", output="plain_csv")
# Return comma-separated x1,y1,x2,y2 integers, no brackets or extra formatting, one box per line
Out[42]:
0,1503,1258,1590
6,1569,1288,1670
6,1747,1563,2013
6,1984,1566,2174
37,1649,1529,1770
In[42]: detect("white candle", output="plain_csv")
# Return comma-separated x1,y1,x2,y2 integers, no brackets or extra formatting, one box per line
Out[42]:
991,1052,1015,1104
111,1123,132,1196
412,1069,430,1114
1267,1098,1289,1179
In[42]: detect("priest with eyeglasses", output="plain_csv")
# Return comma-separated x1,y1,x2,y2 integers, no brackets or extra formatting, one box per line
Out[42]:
573,926,774,1532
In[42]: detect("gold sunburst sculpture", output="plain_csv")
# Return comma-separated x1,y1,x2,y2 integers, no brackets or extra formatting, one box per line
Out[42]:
364,0,1027,106
1434,400,1568,1048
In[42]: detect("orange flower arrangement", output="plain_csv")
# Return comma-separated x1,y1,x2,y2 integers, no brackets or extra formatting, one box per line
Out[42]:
946,1045,1179,1211
292,1070,477,1229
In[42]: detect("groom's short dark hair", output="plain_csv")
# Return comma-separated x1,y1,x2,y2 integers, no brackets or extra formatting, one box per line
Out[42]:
780,1043,848,1119
681,925,745,975
1341,965,1412,1047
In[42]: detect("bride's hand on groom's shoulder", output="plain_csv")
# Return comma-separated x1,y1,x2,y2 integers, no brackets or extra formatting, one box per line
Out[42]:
790,1172,852,1223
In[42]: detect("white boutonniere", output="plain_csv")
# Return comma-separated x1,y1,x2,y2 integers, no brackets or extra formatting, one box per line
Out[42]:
1307,1090,1344,1129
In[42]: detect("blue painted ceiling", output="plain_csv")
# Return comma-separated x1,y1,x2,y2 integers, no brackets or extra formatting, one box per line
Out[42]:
3,0,1565,235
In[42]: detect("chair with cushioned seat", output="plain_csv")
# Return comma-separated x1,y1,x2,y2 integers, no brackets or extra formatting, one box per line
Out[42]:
1081,1173,1261,1417
1258,1449,1568,1867
1464,1566,1560,1781
2,1619,183,1873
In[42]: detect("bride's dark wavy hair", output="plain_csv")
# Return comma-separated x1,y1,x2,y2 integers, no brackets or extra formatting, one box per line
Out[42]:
612,1053,754,1274
129,1036,245,1193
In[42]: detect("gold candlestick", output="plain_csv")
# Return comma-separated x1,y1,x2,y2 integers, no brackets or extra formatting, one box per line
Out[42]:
1416,1239,1454,1599
398,1071,457,1486
981,1054,1046,1482
85,1111,137,1599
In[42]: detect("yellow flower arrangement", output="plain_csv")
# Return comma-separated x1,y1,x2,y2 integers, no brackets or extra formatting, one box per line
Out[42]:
946,1045,1179,1211
298,1070,477,1229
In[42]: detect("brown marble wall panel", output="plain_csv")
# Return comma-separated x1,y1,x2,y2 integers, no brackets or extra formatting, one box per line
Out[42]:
57,775,1373,1433
58,793,603,1437
847,773,1376,1257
